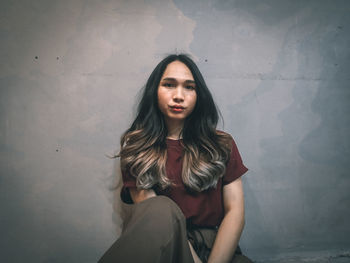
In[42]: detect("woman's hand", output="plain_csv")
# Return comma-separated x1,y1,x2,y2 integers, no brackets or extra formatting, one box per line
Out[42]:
129,188,156,203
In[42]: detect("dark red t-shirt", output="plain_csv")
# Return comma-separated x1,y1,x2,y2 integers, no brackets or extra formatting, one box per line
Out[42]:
121,136,248,227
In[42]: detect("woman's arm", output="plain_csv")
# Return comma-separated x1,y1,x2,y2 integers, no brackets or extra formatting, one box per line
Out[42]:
208,177,245,263
129,188,157,203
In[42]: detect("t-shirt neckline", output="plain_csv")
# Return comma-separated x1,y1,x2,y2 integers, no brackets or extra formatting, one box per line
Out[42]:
166,138,183,146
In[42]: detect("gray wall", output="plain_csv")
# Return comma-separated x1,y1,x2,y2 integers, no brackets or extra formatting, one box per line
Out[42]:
1,0,349,262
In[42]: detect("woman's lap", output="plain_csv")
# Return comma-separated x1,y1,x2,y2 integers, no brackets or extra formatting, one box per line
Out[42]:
99,196,252,263
99,196,194,263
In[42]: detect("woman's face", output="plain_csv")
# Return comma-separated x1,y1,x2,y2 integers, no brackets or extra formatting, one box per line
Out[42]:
157,61,197,126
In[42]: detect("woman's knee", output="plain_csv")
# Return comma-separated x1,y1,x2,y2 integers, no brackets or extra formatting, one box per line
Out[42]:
129,196,186,230
142,196,184,219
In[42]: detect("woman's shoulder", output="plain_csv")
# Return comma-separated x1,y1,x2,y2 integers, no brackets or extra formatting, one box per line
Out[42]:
215,130,234,150
215,130,234,141
216,130,232,137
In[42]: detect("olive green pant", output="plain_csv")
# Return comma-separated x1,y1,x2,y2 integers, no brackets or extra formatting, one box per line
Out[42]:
98,196,252,263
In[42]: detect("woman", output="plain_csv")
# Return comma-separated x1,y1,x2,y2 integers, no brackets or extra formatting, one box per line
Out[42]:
99,54,252,263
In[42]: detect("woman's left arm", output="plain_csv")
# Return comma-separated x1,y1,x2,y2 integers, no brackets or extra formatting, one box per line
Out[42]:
207,177,245,263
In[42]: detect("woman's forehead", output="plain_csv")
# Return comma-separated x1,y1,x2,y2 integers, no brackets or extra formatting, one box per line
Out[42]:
161,61,194,81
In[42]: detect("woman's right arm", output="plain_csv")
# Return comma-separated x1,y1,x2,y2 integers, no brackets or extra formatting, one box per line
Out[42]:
129,188,157,203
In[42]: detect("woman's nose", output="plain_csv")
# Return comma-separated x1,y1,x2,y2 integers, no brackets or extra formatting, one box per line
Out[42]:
173,87,184,101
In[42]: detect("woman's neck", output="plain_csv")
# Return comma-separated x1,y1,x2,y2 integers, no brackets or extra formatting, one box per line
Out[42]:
166,119,183,140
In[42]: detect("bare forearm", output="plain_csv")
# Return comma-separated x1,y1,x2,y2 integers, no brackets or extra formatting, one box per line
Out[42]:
208,210,245,263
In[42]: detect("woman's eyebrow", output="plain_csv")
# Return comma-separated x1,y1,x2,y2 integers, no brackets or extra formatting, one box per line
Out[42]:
162,77,195,84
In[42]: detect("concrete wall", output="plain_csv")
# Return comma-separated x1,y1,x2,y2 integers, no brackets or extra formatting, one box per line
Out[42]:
1,0,349,262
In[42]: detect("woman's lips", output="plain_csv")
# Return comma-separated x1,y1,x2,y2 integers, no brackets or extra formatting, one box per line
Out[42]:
169,105,185,112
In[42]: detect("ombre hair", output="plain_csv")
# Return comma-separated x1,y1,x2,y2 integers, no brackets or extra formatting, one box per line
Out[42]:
118,54,232,192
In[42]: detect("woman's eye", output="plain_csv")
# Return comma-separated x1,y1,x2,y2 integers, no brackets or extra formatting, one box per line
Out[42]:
163,83,174,88
186,86,195,90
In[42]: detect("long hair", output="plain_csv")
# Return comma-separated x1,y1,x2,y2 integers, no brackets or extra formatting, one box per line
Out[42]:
118,54,232,192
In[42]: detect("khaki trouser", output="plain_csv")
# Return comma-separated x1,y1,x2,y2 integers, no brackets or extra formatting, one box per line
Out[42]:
99,196,252,263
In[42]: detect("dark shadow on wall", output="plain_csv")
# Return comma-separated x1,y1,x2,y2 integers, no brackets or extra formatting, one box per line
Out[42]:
253,1,350,255
106,154,138,241
257,0,350,255
242,177,278,258
296,12,350,251
110,157,124,237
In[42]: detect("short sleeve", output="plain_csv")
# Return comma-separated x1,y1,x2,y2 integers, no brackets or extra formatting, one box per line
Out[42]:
223,138,248,185
120,169,137,204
